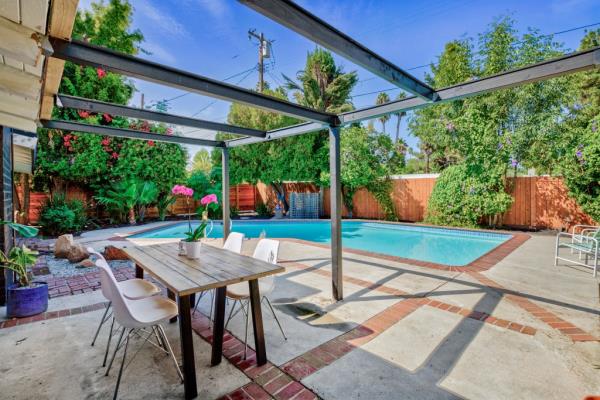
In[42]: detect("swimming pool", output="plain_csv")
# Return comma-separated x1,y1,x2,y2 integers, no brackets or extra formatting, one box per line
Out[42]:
131,220,510,266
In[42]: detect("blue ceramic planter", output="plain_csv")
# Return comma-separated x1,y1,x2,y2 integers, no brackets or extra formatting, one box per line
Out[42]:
6,282,48,318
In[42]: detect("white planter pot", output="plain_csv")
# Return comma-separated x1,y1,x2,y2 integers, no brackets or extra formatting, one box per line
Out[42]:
184,241,202,259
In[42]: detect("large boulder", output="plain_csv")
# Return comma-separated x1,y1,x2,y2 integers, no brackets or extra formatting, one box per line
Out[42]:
67,244,90,263
54,234,74,259
103,245,130,261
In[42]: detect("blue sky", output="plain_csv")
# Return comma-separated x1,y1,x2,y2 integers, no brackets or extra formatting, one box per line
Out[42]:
80,0,600,161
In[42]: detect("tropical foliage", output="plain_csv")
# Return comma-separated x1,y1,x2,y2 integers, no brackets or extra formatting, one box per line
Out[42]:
95,180,158,224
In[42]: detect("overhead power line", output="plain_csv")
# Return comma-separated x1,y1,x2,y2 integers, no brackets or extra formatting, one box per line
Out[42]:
352,21,600,98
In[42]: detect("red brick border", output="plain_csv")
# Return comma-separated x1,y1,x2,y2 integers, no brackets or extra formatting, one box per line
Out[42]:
281,231,529,273
190,313,319,400
282,298,423,382
0,301,107,329
469,272,599,342
283,261,538,337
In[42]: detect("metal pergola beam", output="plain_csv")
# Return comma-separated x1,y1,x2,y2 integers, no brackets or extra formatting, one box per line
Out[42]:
57,95,267,138
226,121,325,147
239,0,437,101
50,38,338,125
42,120,226,147
341,46,600,124
224,46,600,147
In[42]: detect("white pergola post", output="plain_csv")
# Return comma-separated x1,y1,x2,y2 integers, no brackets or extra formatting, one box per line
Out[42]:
329,126,343,300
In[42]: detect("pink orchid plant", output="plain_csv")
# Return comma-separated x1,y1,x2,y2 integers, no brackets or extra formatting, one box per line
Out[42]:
172,184,195,233
171,185,219,242
185,194,219,242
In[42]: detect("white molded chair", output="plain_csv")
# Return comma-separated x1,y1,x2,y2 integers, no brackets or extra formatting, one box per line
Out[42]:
225,239,286,359
94,255,182,400
192,232,245,320
88,248,161,367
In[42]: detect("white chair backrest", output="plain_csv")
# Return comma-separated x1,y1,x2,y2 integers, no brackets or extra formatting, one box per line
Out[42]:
92,256,141,329
253,239,279,264
223,232,244,253
253,239,279,294
88,247,113,300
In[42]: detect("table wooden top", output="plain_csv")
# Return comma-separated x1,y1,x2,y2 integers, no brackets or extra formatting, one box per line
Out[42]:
123,242,285,296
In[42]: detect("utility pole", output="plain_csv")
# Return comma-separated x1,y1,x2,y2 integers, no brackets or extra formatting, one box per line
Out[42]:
140,93,145,109
248,29,271,93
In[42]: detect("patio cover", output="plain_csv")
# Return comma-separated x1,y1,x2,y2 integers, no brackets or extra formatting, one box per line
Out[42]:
0,0,599,302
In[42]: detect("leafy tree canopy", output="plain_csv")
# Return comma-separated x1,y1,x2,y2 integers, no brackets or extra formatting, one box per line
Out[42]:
34,0,186,199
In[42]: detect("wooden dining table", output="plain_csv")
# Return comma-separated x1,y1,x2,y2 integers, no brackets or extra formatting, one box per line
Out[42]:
123,242,284,400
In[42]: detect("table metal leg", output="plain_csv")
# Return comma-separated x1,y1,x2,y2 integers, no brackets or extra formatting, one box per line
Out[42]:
168,289,177,323
177,294,197,400
211,286,227,366
248,279,266,365
135,264,143,279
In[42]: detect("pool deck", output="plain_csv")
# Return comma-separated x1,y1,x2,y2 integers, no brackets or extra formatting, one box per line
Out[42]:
1,223,598,399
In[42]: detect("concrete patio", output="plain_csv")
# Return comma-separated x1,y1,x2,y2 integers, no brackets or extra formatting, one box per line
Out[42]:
1,229,598,399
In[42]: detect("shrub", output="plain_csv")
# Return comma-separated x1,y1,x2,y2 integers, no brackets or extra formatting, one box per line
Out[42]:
256,202,271,217
39,194,88,236
560,119,600,222
425,163,513,228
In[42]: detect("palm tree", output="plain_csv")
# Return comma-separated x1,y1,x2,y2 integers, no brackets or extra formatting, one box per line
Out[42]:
394,92,407,143
283,48,358,113
192,149,212,174
376,92,390,133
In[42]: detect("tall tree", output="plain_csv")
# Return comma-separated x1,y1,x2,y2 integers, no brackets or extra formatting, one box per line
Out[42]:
409,38,474,171
223,49,358,213
192,149,212,174
559,29,600,221
393,92,407,143
376,92,391,133
284,48,358,113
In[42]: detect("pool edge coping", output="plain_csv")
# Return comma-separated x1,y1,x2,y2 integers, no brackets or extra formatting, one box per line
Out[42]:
117,219,530,272
279,232,530,272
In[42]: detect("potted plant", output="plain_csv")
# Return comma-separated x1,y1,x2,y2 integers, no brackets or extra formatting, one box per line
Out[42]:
0,220,44,318
181,194,219,259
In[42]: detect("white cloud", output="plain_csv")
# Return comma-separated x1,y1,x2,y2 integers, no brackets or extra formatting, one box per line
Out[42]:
136,1,188,36
195,0,230,19
143,42,177,64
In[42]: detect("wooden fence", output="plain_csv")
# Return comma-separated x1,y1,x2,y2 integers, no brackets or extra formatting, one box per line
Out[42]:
16,176,595,230
322,176,594,230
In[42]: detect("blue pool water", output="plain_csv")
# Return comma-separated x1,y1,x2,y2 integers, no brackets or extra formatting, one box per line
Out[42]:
131,220,510,266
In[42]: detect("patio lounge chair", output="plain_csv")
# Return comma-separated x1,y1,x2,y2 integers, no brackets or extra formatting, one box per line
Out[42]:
555,228,599,277
88,248,161,367
225,239,287,359
94,255,182,400
570,224,599,256
192,232,245,321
